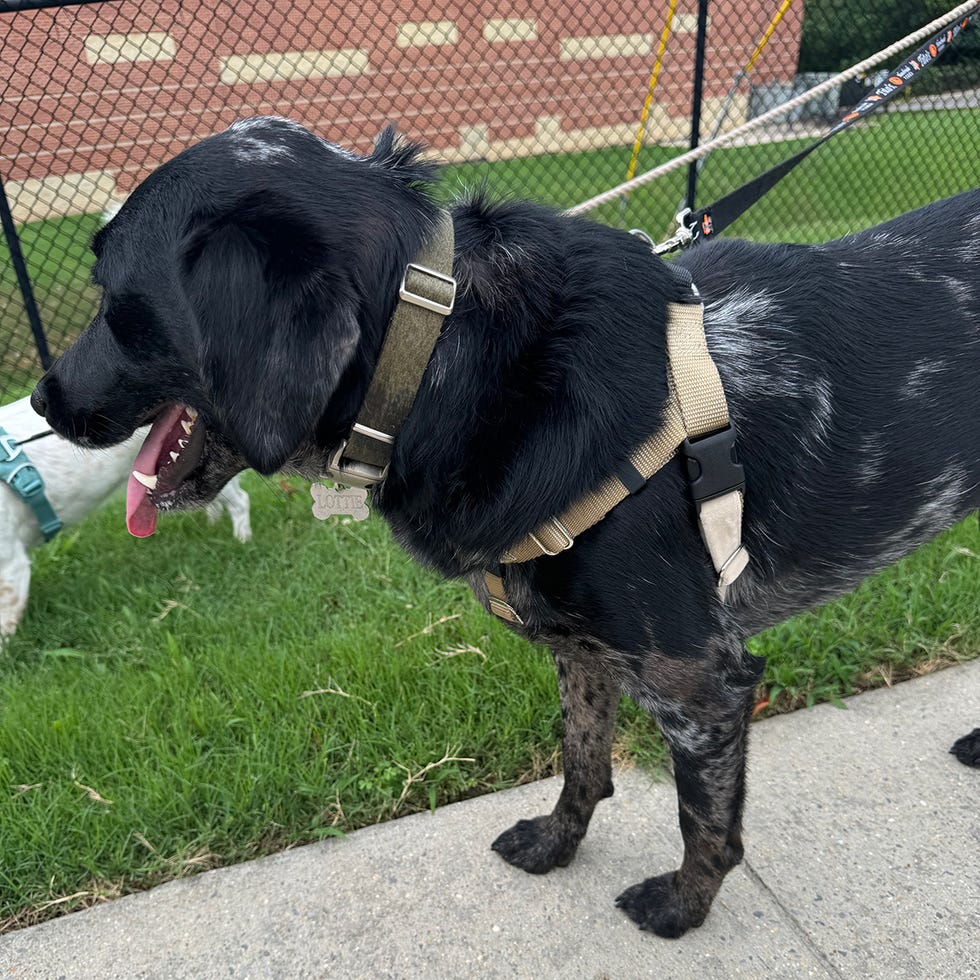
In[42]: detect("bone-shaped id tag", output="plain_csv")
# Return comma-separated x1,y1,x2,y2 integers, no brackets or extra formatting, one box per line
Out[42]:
310,483,370,521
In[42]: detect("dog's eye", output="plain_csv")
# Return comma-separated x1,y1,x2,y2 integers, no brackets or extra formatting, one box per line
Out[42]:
105,293,158,349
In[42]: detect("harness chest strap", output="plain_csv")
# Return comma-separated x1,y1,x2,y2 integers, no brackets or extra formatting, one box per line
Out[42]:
485,296,749,625
0,428,62,540
313,212,746,626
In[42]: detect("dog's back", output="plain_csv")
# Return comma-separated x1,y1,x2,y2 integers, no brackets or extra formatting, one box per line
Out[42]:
679,189,980,629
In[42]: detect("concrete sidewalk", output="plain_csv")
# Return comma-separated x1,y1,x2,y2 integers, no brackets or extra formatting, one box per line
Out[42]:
2,661,978,980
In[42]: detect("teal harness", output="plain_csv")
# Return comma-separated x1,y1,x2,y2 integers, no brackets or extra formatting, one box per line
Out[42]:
0,426,63,540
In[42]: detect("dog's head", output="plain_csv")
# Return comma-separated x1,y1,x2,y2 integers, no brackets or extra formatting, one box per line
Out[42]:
32,117,440,533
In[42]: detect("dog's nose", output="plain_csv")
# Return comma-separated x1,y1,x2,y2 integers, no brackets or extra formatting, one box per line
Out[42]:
30,379,49,419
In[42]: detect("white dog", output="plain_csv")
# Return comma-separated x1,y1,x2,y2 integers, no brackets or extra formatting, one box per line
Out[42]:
0,396,251,637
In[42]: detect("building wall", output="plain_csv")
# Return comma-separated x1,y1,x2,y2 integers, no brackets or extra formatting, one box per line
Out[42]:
0,0,804,222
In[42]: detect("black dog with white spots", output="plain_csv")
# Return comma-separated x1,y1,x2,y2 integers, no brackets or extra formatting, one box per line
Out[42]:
32,118,980,937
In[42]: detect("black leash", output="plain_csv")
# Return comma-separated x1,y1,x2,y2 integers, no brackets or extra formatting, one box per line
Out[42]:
666,11,974,248
14,428,54,445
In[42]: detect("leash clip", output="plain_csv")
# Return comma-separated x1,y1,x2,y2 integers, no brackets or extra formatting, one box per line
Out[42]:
641,208,696,256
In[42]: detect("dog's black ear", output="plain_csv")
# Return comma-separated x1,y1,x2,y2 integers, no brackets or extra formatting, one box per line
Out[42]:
368,125,439,191
181,197,359,474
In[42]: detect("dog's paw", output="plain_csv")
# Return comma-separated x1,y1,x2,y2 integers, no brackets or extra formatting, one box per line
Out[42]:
615,872,707,939
950,728,980,768
491,816,580,874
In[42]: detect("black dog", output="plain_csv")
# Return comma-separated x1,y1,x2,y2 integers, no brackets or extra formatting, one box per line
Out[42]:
32,117,980,937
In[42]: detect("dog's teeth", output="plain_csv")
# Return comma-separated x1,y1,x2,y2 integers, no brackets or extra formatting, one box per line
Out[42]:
181,420,193,435
178,439,187,449
185,406,198,420
169,451,180,463
132,470,157,489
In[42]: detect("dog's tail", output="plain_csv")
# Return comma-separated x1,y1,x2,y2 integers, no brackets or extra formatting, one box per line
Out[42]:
950,729,980,768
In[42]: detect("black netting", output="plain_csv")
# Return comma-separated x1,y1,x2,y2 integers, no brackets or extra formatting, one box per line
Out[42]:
2,0,978,401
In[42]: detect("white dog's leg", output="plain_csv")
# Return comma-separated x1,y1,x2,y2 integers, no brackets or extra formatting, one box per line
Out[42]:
210,476,252,543
0,541,32,639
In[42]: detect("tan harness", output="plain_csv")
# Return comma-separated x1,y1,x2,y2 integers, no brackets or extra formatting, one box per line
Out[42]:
324,210,749,626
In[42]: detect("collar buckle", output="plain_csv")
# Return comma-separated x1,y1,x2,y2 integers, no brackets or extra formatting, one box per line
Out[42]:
323,438,389,489
399,263,456,316
319,212,455,493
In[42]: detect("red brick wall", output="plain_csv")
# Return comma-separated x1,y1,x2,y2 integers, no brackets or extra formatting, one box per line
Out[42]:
0,0,804,198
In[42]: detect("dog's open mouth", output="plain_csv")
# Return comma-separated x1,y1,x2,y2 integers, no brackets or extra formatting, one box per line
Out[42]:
126,403,205,537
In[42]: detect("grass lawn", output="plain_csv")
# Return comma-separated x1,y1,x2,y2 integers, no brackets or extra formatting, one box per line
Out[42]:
447,106,980,241
1,105,979,929
0,212,102,402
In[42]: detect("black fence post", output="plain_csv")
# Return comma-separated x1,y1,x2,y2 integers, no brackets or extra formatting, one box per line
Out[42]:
0,173,52,370
685,0,710,212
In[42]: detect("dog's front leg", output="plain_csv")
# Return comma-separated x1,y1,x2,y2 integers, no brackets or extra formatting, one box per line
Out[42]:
492,643,618,873
0,540,31,639
616,644,764,937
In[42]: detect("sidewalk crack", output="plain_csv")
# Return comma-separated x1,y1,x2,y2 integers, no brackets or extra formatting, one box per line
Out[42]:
741,858,846,979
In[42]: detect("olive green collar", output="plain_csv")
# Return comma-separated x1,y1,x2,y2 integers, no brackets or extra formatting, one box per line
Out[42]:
323,210,456,489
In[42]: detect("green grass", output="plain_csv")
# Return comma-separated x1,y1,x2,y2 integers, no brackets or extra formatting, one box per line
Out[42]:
447,107,980,241
2,106,979,929
0,213,102,296
0,212,102,400
749,521,980,709
0,478,976,928
0,477,672,926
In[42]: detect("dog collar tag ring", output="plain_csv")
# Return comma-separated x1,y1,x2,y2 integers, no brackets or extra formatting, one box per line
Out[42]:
311,482,370,521
321,436,390,490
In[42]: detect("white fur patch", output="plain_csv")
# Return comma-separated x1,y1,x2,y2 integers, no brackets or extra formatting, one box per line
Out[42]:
874,467,974,568
903,358,948,400
227,117,302,163
943,276,973,305
704,288,805,399
855,433,888,486
810,376,833,441
316,137,359,161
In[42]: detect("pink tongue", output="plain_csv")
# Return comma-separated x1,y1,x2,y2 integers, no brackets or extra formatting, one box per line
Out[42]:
125,404,186,538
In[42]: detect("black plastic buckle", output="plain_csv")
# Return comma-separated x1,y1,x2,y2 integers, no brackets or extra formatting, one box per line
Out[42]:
682,424,744,508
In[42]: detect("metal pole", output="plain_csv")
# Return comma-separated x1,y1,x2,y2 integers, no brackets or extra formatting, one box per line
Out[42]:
0,175,52,370
685,0,710,212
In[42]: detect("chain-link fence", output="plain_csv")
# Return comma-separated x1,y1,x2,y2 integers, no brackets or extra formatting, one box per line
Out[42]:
2,0,978,404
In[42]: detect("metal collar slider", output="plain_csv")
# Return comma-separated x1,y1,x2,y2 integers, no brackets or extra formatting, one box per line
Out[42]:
399,263,456,316
324,422,394,489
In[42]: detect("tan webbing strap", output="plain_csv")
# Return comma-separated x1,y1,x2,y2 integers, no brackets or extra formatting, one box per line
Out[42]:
699,491,750,597
484,571,523,625
665,299,748,600
343,212,456,473
501,395,686,564
487,297,750,622
664,301,729,438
